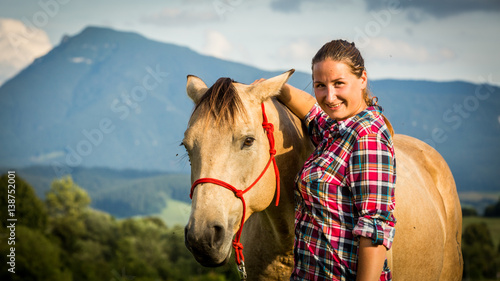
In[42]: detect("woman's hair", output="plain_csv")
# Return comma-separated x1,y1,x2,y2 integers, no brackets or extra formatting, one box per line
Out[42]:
311,39,375,106
311,39,394,136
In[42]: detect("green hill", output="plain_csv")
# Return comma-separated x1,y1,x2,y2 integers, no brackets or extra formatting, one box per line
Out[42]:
3,166,191,223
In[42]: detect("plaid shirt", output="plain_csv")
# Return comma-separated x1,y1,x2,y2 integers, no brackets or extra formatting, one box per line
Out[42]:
291,104,396,281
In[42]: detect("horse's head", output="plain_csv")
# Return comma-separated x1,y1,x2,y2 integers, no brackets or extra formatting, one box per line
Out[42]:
183,70,294,267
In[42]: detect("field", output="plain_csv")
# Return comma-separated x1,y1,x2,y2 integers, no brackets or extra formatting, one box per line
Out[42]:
459,191,500,246
157,198,191,227
462,216,500,248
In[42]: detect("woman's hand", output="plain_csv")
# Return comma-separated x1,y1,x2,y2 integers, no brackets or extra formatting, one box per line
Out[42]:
251,78,266,85
251,78,315,120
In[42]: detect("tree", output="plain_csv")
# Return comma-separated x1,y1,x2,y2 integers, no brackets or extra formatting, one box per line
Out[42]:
45,176,91,251
45,175,91,218
462,223,499,279
1,174,240,281
0,226,71,281
0,174,60,280
0,173,47,230
461,206,478,217
484,196,500,217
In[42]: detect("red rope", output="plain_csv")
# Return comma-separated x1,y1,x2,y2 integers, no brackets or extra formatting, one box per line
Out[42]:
189,103,280,265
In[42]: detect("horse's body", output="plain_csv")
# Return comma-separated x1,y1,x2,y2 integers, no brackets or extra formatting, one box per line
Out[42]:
184,71,463,280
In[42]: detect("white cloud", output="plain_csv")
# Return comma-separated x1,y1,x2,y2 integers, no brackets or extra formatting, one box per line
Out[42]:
278,39,316,62
202,30,233,59
0,18,52,85
270,0,303,13
275,39,318,72
70,57,92,64
141,7,218,26
361,37,456,64
364,0,500,18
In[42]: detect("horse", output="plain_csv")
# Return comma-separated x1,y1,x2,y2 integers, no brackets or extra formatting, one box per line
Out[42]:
183,70,463,280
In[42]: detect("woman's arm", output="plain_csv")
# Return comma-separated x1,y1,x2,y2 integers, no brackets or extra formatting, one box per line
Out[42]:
349,134,396,280
279,84,316,120
252,79,316,120
356,237,387,281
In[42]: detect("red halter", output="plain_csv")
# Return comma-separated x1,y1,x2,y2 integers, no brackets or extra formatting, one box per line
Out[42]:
189,102,280,277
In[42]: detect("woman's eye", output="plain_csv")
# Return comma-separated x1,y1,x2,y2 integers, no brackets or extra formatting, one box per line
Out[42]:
243,137,255,148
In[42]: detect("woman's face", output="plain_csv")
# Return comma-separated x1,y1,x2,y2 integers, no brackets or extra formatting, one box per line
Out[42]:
312,59,367,121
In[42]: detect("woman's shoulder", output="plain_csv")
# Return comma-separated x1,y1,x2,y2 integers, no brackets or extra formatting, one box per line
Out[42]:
341,106,393,145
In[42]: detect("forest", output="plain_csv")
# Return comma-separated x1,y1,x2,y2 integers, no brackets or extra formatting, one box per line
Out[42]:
0,173,499,280
0,174,239,281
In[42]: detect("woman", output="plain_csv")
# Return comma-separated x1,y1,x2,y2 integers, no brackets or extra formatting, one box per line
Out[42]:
277,40,396,280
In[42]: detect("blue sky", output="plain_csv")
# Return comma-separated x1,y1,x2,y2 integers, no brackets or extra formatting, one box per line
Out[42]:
1,0,499,86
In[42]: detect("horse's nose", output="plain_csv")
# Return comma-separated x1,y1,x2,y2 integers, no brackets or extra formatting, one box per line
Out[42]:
209,223,226,249
185,221,227,258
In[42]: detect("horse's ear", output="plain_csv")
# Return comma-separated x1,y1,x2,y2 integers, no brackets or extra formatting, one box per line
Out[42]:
186,75,208,104
250,69,295,103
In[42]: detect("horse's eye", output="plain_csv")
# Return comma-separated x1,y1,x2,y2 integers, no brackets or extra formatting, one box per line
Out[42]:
243,137,255,148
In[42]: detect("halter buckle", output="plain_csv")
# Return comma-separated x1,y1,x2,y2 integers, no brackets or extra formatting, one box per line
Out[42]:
237,262,247,281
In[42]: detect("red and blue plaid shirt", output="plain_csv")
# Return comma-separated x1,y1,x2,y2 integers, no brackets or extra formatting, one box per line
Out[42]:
291,104,396,281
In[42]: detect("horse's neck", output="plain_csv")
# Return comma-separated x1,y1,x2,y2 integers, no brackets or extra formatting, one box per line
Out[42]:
271,97,313,193
252,98,312,248
240,100,311,278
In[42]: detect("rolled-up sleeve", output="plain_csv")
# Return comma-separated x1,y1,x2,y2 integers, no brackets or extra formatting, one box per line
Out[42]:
304,103,333,146
348,133,396,249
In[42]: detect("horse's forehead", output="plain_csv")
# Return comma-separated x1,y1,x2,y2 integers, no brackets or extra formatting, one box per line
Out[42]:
185,111,257,143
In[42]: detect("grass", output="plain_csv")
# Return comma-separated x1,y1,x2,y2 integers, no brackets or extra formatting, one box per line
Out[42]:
156,198,191,227
459,191,500,249
463,216,500,248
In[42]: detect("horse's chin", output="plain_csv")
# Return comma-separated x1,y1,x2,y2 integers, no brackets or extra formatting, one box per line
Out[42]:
195,248,232,267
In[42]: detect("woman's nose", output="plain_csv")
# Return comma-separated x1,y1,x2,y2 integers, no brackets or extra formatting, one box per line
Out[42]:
324,86,337,103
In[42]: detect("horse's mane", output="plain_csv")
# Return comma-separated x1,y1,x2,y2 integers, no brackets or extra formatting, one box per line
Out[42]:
192,77,247,126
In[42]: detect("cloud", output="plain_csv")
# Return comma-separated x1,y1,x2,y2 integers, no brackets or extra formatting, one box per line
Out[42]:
270,0,303,13
365,0,500,19
269,0,340,13
0,18,52,85
141,7,218,26
269,0,355,14
278,39,317,63
361,37,456,64
202,30,233,59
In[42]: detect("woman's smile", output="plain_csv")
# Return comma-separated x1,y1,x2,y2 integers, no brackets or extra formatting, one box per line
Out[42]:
327,101,344,110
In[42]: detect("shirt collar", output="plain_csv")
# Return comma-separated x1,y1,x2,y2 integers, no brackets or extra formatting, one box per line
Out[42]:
334,105,384,136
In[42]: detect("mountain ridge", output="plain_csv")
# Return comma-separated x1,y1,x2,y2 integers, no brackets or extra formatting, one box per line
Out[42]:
1,26,499,192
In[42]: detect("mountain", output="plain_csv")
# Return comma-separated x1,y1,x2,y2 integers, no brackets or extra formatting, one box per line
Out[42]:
1,26,499,192
0,26,311,174
372,79,500,192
